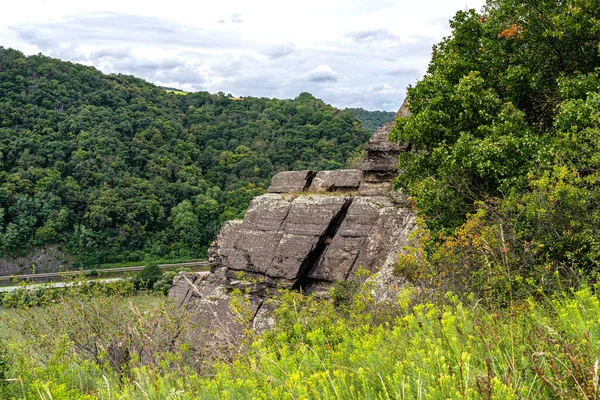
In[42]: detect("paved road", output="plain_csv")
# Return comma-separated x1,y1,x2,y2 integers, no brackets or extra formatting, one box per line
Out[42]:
0,261,213,282
0,278,124,293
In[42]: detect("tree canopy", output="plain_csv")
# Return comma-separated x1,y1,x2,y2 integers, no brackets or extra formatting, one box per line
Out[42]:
392,0,600,299
345,108,396,133
0,48,370,265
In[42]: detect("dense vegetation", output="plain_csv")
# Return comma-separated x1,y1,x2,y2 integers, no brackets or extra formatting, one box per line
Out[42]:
1,281,599,398
345,108,396,133
0,48,369,265
392,0,600,302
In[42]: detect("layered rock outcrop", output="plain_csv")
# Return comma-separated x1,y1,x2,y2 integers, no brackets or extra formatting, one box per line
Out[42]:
170,106,415,340
208,187,414,293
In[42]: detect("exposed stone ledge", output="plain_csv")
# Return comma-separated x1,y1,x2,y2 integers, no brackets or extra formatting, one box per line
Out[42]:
170,100,415,338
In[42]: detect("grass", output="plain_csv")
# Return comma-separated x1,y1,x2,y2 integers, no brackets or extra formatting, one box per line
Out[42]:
0,285,598,398
0,306,19,337
0,291,165,340
95,257,207,270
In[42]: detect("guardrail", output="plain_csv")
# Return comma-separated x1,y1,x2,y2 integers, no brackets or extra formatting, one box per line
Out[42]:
0,261,214,282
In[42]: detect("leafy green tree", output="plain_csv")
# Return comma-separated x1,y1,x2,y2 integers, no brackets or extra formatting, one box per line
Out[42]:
391,0,600,234
392,0,600,297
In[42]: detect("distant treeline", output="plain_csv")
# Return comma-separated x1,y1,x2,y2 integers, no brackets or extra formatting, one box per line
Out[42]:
345,108,396,133
0,48,370,265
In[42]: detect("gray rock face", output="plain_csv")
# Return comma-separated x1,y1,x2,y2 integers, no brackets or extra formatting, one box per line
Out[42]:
209,194,353,287
396,97,411,118
172,100,414,336
0,245,74,276
267,170,313,193
209,104,414,291
308,170,362,192
170,271,267,349
360,123,401,179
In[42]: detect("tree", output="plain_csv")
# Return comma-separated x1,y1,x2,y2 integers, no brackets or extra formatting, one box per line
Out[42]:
391,0,600,235
135,264,161,290
392,0,600,297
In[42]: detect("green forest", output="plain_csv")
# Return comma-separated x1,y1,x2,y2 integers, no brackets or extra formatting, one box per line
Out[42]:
0,49,369,265
345,108,396,133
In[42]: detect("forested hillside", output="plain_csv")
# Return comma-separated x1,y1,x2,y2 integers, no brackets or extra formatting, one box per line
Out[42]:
0,48,369,265
345,108,396,133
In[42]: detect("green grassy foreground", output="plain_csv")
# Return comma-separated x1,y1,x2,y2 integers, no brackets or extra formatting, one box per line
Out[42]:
0,284,597,399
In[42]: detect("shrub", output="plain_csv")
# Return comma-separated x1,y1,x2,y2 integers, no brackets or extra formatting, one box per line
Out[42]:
134,263,161,290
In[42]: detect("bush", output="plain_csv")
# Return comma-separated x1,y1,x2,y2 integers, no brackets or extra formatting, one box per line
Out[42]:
153,270,178,295
389,0,600,299
134,264,161,290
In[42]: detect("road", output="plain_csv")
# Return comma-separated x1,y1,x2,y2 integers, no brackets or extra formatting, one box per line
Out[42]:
0,278,124,293
0,261,213,282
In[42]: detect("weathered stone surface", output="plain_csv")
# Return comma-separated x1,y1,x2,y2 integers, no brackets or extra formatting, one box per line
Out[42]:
365,123,400,154
309,236,365,281
170,271,263,348
208,220,242,268
267,170,312,193
336,197,381,237
0,245,74,276
229,230,282,274
210,194,352,284
207,115,416,291
308,197,400,282
308,169,362,192
242,194,292,231
283,196,349,236
267,234,321,281
358,181,392,196
173,102,418,342
350,205,415,278
396,97,411,118
360,124,401,179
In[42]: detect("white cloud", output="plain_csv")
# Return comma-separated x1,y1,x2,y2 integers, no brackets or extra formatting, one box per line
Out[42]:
0,0,486,110
307,65,339,83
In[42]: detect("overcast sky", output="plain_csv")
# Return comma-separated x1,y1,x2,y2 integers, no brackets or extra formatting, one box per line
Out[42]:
1,0,485,111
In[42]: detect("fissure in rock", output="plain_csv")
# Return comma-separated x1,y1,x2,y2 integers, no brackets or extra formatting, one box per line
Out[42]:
303,171,318,191
292,197,354,291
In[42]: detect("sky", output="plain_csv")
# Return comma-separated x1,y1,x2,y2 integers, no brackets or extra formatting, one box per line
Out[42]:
0,0,486,111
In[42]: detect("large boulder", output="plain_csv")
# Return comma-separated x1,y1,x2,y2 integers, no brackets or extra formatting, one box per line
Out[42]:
172,101,416,338
209,194,354,288
308,170,362,192
267,170,313,193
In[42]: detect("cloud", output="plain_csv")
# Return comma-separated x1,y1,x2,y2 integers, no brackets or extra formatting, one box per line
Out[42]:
263,43,296,59
90,47,131,60
156,67,206,85
387,66,422,77
306,65,338,83
1,0,487,111
12,13,242,49
371,83,395,94
346,28,399,42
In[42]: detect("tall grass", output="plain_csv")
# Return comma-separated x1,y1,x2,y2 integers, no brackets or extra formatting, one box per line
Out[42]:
1,285,599,398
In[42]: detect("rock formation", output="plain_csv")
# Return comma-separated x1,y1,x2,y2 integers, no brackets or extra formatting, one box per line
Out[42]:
170,104,415,342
